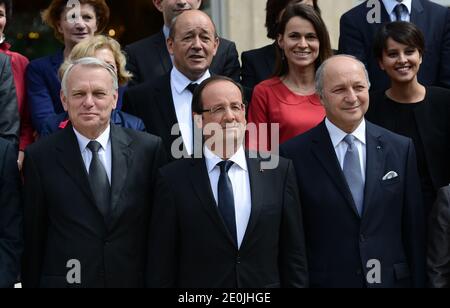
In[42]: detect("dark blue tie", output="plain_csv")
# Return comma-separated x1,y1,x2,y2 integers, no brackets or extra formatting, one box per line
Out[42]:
186,83,199,94
87,141,111,218
217,160,237,246
394,3,405,21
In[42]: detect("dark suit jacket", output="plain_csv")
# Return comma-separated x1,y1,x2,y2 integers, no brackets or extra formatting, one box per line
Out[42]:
280,120,426,288
427,185,450,288
22,124,166,288
367,87,450,202
0,53,19,146
123,73,190,161
0,138,22,288
241,43,277,99
125,30,240,86
339,0,450,91
147,153,309,288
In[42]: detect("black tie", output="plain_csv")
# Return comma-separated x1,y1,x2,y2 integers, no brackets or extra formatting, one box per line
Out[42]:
87,141,111,218
217,160,237,246
394,3,405,21
186,83,199,94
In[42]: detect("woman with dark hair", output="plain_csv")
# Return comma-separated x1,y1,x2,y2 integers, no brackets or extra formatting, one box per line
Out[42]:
241,0,320,96
367,21,450,213
26,0,110,135
0,0,34,168
247,3,332,152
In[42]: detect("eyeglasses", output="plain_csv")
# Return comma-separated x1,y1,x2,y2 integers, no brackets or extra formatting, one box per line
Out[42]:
200,103,245,116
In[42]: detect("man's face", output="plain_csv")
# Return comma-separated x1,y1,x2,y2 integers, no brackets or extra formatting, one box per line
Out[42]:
61,65,117,138
167,10,218,81
321,57,370,133
153,0,202,26
195,80,247,154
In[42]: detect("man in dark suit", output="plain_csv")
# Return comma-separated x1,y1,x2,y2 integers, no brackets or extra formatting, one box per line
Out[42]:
428,185,450,288
339,0,450,91
123,10,218,160
0,52,19,146
0,137,22,288
22,57,166,288
147,76,308,288
281,55,426,288
125,0,240,87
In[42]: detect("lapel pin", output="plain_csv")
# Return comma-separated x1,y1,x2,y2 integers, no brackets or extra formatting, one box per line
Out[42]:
377,146,382,150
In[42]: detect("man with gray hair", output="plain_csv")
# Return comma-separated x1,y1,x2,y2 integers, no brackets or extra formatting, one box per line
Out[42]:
281,55,426,288
22,57,167,288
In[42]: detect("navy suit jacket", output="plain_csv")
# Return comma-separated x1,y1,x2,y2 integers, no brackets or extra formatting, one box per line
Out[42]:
280,120,426,288
339,0,450,91
0,138,22,288
125,30,241,87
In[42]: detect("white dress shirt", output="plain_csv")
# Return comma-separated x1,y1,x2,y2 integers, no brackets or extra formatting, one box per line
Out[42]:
204,146,252,249
171,67,211,155
73,126,112,184
383,0,412,22
325,118,367,182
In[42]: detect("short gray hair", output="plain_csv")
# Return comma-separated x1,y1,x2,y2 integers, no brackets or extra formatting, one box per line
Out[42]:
61,57,119,96
315,55,371,98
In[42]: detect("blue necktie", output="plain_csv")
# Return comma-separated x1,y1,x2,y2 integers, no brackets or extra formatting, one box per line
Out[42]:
394,3,405,21
217,160,237,246
87,141,111,218
343,135,364,216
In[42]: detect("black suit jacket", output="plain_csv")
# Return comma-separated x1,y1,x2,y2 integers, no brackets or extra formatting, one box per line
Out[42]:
281,121,426,288
427,185,450,288
125,30,240,86
241,43,277,98
0,138,22,288
339,0,450,91
123,73,191,161
367,87,450,199
22,125,166,288
147,153,308,288
0,53,19,146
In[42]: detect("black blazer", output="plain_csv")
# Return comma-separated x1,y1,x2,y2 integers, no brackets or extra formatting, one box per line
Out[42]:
281,121,426,288
427,185,450,288
22,125,166,288
125,30,241,87
0,138,22,288
122,73,191,161
0,53,19,146
147,154,309,288
241,43,277,98
367,87,450,193
339,0,450,91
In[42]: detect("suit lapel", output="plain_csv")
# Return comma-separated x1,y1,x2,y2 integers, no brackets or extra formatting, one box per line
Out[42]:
311,122,361,217
410,0,425,26
362,122,384,220
155,74,190,157
155,31,173,74
240,154,264,248
108,125,133,228
55,127,100,215
188,158,237,247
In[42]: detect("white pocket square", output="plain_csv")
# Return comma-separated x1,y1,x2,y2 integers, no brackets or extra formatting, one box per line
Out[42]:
382,171,399,181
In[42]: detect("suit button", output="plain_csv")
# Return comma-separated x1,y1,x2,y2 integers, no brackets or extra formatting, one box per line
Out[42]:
356,269,362,275
236,256,241,264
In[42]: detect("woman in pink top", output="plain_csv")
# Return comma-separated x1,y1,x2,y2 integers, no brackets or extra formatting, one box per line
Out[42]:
247,3,332,152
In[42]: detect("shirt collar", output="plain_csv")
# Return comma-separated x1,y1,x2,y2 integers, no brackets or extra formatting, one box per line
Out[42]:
325,118,366,148
73,125,111,153
163,25,170,41
171,66,211,95
382,0,412,15
0,35,5,45
204,145,248,174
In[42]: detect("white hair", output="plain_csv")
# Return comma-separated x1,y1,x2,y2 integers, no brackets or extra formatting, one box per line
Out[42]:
61,57,119,96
